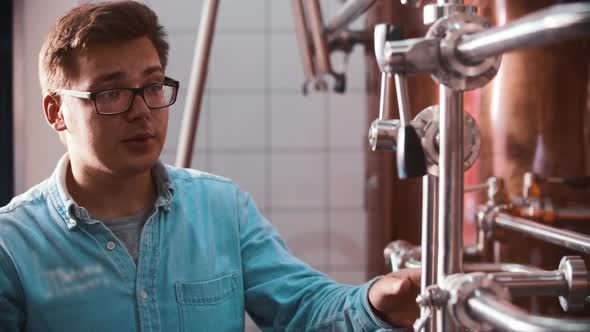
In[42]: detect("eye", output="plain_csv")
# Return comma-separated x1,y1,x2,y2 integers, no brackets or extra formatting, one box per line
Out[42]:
146,83,164,95
97,89,122,102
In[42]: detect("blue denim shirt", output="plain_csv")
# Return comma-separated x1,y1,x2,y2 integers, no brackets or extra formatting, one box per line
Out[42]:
0,155,397,331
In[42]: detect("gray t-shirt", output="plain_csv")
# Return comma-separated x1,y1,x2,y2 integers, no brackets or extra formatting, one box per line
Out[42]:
101,209,152,263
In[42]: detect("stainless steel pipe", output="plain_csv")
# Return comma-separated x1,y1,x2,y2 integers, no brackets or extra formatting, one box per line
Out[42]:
494,213,590,254
175,0,219,167
490,271,568,297
437,86,464,279
457,3,590,64
464,263,544,273
436,86,464,331
325,0,376,42
420,175,438,332
467,292,590,332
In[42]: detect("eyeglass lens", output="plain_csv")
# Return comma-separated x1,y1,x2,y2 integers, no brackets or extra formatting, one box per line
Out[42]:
95,83,176,114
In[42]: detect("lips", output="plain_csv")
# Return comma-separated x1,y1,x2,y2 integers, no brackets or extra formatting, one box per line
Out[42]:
123,132,155,142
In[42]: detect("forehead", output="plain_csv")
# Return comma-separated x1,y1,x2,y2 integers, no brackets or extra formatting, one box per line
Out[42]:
72,37,163,88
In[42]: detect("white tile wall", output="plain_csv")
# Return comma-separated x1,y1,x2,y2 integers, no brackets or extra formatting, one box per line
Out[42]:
328,152,365,208
327,92,366,149
164,91,210,153
328,209,367,267
271,153,327,209
210,33,266,90
209,93,266,150
270,93,326,148
270,32,304,91
217,0,266,31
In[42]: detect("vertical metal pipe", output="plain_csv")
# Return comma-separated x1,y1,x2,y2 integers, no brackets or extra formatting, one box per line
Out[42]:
421,175,438,332
437,85,464,331
175,0,219,168
304,0,332,75
325,0,377,42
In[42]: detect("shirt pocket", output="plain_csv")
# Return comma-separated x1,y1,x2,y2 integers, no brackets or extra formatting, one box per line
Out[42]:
175,272,243,332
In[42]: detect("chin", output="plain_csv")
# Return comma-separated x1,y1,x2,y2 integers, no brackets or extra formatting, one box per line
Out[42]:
113,151,161,176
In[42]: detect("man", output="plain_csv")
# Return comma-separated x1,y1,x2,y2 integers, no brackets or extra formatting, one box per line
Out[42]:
0,1,420,331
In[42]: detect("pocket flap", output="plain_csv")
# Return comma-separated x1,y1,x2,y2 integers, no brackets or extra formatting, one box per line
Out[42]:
175,272,240,305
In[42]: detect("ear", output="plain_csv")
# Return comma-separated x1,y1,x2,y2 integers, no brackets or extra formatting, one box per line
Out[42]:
43,94,67,132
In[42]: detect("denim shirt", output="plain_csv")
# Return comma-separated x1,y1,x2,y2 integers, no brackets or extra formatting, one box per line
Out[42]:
0,155,397,332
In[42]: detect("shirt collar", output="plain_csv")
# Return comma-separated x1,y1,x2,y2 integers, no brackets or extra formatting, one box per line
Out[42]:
50,153,175,231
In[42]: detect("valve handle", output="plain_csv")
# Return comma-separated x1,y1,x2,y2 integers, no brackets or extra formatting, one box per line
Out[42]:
394,73,427,179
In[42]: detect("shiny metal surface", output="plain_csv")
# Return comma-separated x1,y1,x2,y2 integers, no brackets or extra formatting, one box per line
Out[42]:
325,0,376,42
420,175,438,332
175,0,219,168
368,119,399,152
464,263,544,273
437,86,464,279
457,3,590,64
412,105,481,177
436,86,464,332
491,271,568,297
467,292,590,332
494,213,590,254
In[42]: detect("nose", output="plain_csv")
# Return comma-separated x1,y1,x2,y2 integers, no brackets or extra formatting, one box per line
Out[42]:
124,94,151,121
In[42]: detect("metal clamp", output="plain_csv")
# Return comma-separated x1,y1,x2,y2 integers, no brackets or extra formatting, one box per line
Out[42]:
426,12,501,90
440,273,511,332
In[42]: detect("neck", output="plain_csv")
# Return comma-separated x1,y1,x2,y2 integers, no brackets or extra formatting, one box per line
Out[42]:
66,159,157,220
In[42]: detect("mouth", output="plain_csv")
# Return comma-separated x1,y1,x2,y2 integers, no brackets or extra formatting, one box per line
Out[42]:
123,133,156,144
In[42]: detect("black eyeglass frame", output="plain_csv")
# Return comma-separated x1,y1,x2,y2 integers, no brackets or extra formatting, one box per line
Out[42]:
57,76,180,115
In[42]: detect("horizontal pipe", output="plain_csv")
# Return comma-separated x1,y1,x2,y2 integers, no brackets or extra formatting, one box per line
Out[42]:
467,292,590,332
464,263,544,273
494,213,590,254
555,207,590,221
490,271,568,297
457,3,590,64
325,0,376,42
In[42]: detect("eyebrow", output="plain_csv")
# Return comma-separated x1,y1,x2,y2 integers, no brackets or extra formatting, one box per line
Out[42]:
90,66,165,87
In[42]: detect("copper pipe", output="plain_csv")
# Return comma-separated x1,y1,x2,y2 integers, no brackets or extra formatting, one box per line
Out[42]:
175,0,219,167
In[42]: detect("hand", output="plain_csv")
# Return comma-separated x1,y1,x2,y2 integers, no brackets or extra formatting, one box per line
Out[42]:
368,268,421,327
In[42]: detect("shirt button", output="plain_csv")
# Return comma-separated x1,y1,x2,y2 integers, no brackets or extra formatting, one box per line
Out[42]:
141,290,148,300
106,241,116,250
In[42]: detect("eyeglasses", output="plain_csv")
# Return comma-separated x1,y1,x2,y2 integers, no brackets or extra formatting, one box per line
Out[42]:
57,77,180,115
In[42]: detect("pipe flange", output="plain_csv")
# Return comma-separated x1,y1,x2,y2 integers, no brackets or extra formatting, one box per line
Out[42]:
426,13,501,91
559,256,589,312
412,105,481,176
441,273,511,332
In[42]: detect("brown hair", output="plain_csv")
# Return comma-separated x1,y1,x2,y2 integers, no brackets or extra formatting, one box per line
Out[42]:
39,1,169,94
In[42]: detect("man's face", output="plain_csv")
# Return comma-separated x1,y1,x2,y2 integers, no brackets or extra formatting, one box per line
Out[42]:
61,37,169,177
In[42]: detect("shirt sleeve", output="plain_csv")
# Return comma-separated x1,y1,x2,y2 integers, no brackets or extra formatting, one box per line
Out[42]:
237,190,403,331
0,246,26,332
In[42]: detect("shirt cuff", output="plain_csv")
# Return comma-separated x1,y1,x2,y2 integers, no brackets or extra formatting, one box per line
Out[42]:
358,276,409,332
